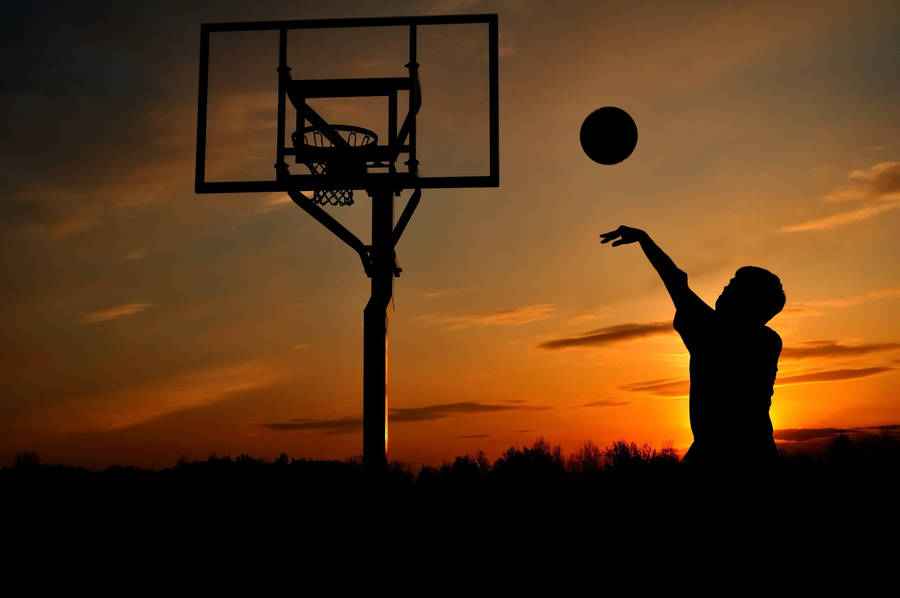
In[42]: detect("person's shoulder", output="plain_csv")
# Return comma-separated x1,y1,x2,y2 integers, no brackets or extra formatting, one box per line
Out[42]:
673,287,714,331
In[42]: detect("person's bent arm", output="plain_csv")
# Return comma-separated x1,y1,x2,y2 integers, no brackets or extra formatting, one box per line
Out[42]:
600,225,700,311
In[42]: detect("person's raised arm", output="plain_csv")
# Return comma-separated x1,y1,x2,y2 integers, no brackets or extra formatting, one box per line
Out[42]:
599,225,700,311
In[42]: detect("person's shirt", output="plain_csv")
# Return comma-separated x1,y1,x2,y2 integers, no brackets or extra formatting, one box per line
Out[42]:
667,269,781,449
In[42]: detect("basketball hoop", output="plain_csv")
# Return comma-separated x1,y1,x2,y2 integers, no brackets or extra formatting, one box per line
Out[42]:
196,14,500,474
292,125,378,206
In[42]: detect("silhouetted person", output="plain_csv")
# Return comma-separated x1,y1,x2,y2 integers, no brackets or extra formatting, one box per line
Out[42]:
600,226,785,469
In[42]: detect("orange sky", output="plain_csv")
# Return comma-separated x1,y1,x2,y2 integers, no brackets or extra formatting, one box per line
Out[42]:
2,0,899,469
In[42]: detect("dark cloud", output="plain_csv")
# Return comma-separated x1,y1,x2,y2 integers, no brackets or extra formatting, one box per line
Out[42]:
264,401,551,433
1,4,194,190
775,424,900,442
1,1,325,231
0,4,201,234
263,417,362,434
774,427,846,442
579,399,630,408
621,379,690,397
868,162,900,195
828,161,900,200
391,401,550,422
536,321,673,350
623,366,893,397
778,367,893,384
781,341,900,360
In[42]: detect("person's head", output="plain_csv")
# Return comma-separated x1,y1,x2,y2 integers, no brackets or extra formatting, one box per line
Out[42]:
715,266,786,325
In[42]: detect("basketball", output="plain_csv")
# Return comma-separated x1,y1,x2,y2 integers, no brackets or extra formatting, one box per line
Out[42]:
580,107,638,165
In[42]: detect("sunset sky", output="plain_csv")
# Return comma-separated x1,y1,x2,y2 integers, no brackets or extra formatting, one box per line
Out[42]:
2,0,898,469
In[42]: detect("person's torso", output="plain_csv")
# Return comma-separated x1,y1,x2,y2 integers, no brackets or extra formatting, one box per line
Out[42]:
675,311,778,445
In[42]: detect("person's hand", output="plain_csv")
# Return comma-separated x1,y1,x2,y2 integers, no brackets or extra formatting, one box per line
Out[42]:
599,225,647,246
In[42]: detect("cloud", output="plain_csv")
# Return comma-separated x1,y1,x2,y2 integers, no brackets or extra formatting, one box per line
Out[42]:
781,341,900,360
803,287,900,308
416,304,555,329
823,162,900,203
579,399,631,408
537,321,673,350
623,366,893,397
4,152,191,236
780,200,900,232
774,427,847,442
264,401,551,434
1,4,195,197
43,361,286,433
777,366,893,385
775,424,900,442
264,417,362,435
2,188,103,236
621,379,690,398
82,303,153,323
782,161,900,232
391,401,551,422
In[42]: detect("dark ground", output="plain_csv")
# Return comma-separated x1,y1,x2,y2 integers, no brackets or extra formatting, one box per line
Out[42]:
6,433,898,511
5,433,898,569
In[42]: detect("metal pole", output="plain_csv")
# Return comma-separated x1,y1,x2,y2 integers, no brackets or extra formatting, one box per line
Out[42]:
195,26,210,193
276,28,288,170
363,189,393,475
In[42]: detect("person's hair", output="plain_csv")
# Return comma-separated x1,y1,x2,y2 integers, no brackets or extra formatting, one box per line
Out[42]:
735,266,786,324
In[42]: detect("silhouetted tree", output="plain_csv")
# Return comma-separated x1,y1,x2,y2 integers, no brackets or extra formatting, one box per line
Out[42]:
493,438,566,485
14,452,40,469
568,441,604,475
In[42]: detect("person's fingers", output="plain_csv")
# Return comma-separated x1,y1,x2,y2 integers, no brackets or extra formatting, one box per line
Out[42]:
611,239,627,247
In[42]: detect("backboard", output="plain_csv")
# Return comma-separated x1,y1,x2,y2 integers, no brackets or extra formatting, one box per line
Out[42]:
195,14,499,194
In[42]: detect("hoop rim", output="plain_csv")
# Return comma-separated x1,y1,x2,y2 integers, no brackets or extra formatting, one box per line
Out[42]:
295,124,379,147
